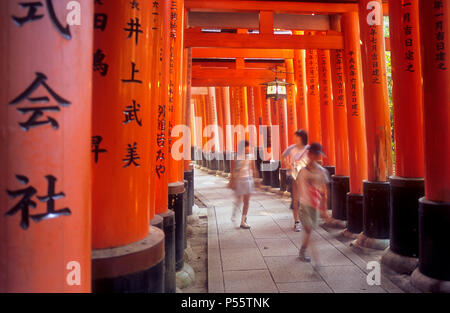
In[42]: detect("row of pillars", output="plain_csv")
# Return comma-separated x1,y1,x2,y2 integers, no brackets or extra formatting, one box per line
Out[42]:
1,0,195,292
190,0,450,292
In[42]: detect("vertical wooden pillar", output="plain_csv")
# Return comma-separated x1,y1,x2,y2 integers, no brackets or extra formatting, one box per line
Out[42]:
215,87,225,172
317,49,336,168
91,0,164,292
222,87,233,175
168,0,185,184
253,86,264,177
0,0,92,293
305,47,322,144
342,12,369,235
153,0,169,216
247,86,258,153
183,48,193,171
207,87,220,172
293,47,309,131
382,0,425,273
357,0,393,248
285,59,298,145
238,87,249,130
411,0,450,291
330,46,351,222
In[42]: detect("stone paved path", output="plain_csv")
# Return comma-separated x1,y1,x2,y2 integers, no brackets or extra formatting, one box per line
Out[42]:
194,169,404,293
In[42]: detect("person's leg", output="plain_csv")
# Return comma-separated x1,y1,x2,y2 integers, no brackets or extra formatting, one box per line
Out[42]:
291,183,301,231
299,227,312,262
232,194,242,221
240,194,251,229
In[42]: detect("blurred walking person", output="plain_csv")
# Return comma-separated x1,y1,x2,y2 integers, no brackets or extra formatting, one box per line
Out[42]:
295,143,330,265
281,130,309,232
230,140,258,229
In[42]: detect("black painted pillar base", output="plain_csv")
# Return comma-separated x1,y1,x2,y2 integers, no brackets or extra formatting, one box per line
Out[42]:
150,214,163,229
262,160,272,187
223,152,231,174
410,198,450,292
158,210,176,293
201,153,207,169
352,181,390,250
183,180,189,250
271,162,280,189
279,168,288,192
184,168,194,217
92,226,165,293
209,158,219,172
363,180,390,239
346,193,363,235
331,176,349,221
324,166,335,214
206,152,212,170
218,156,225,172
255,147,264,179
389,176,424,258
169,182,185,271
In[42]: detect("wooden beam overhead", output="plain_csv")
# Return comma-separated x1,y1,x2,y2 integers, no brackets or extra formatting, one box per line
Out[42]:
192,48,295,59
185,30,344,49
191,67,285,86
192,61,285,70
185,1,358,14
185,1,389,15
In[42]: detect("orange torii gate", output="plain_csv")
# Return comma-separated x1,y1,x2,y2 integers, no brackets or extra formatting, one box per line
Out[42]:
4,0,450,294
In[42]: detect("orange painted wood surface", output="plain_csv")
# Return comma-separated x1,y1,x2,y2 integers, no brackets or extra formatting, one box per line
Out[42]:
0,0,93,292
388,0,424,179
419,0,450,202
305,49,322,144
359,0,393,182
342,12,368,194
91,0,154,249
330,49,350,176
318,49,336,166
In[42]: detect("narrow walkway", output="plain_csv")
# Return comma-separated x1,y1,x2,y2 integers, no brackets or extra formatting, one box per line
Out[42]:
195,169,403,293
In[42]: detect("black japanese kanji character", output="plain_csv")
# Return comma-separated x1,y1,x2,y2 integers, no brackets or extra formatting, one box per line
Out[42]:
9,72,71,131
92,135,107,163
122,142,141,168
12,0,71,39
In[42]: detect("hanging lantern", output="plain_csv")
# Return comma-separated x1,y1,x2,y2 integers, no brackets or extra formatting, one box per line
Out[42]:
261,69,293,101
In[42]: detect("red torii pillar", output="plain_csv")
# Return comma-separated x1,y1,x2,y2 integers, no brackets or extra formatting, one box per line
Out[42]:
253,86,265,178
285,59,299,145
215,87,226,173
222,87,233,176
167,0,187,274
305,47,322,145
293,32,309,131
342,12,369,236
330,15,351,223
247,86,258,154
280,59,299,192
261,89,274,187
205,87,220,172
382,0,425,275
152,0,176,293
91,0,164,292
411,0,450,292
0,0,93,293
183,48,195,221
356,0,393,249
318,49,337,177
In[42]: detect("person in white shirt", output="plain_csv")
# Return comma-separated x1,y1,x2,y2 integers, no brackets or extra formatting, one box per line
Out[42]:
281,130,309,232
295,143,330,264
230,140,258,229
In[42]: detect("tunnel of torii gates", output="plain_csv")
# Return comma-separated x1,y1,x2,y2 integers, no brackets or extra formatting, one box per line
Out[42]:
0,0,449,294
